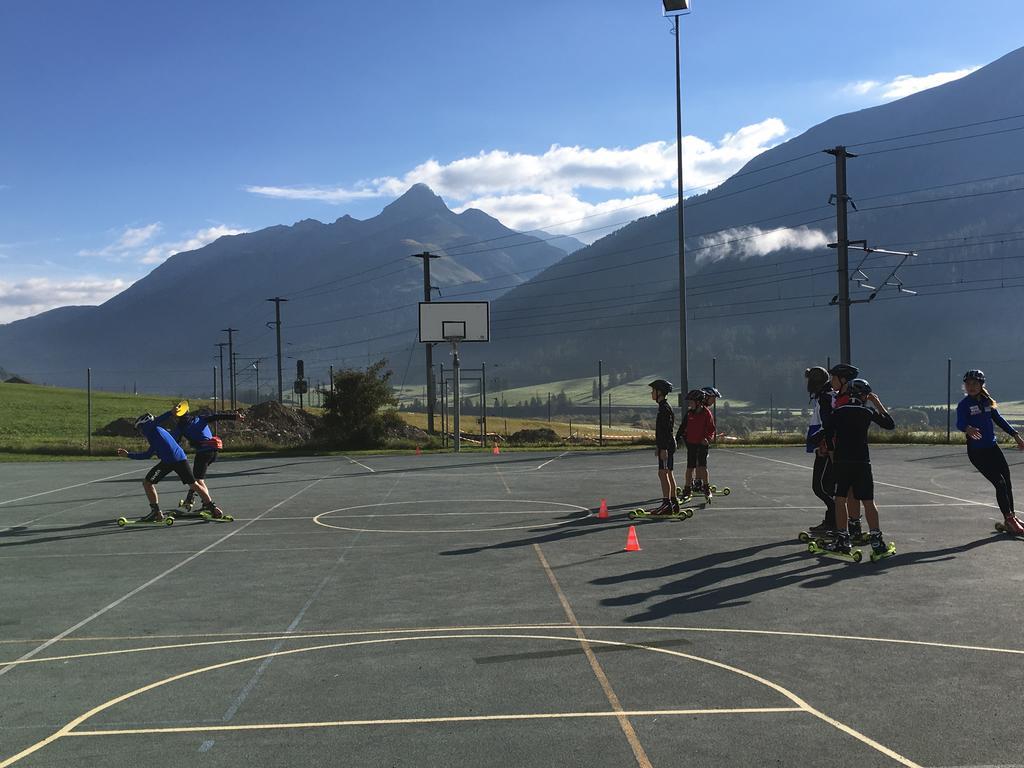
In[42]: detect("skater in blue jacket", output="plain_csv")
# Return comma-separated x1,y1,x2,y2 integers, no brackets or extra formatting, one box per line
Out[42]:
117,413,223,522
156,401,243,514
957,370,1024,535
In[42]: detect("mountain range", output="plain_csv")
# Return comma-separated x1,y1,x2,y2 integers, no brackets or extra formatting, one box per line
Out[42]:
3,45,1024,405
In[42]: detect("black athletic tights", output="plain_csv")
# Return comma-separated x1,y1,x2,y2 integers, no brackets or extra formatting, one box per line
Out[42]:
968,445,1015,516
812,453,836,525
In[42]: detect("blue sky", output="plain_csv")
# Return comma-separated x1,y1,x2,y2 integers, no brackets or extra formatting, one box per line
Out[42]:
2,0,1022,322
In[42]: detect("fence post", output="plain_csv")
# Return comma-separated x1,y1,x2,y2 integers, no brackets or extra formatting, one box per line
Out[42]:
87,368,92,456
946,358,952,444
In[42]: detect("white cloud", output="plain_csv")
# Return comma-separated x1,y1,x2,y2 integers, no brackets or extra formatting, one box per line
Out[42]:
845,67,980,102
79,223,162,258
246,118,789,242
140,225,247,265
695,226,832,264
0,277,130,323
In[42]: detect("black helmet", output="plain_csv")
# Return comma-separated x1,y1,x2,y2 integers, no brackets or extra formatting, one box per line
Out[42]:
829,363,859,381
134,413,154,430
963,369,986,384
648,379,673,395
701,386,722,398
805,366,829,393
848,378,872,399
685,389,706,404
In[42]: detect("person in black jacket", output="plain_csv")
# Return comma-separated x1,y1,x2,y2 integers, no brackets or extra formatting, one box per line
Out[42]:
648,379,680,516
821,378,895,556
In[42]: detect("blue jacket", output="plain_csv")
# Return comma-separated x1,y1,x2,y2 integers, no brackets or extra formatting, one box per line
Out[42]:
956,395,1018,450
156,410,237,453
128,422,187,464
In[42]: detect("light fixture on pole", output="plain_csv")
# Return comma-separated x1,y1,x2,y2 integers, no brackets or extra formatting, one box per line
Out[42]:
662,0,691,405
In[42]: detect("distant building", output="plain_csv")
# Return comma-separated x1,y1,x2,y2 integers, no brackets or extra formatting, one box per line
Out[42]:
4,376,32,384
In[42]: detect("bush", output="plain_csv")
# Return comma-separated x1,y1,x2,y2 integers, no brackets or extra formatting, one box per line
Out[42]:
509,427,559,445
318,360,400,449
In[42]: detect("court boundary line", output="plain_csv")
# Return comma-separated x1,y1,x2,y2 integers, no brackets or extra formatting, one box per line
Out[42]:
0,467,143,508
0,460,349,680
0,632,921,768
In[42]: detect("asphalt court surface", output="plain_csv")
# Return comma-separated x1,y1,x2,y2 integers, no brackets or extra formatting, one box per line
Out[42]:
2,445,1024,767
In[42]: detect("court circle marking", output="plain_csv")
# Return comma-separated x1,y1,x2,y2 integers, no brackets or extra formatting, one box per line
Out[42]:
0,633,918,768
313,499,591,533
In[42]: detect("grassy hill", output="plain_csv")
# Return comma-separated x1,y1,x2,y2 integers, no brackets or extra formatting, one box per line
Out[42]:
0,382,210,457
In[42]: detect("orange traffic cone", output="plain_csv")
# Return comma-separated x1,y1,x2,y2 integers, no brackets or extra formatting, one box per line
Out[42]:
415,446,421,455
492,444,500,455
597,499,609,519
624,525,641,552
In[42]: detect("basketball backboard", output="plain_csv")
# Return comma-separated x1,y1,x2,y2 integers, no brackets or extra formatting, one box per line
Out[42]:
419,301,489,343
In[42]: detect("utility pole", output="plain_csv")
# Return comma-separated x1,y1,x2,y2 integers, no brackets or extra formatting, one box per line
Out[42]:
267,297,287,404
251,359,260,403
232,352,240,407
413,251,440,433
221,327,237,409
481,361,487,448
598,359,604,447
825,146,856,363
215,343,228,411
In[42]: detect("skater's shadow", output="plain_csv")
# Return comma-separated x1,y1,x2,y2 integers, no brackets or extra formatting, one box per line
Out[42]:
0,519,123,548
439,503,656,556
601,535,1004,621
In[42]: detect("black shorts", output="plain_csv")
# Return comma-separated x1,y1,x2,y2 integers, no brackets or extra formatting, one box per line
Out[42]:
145,460,196,486
658,450,675,471
833,461,874,501
686,442,709,469
193,450,219,480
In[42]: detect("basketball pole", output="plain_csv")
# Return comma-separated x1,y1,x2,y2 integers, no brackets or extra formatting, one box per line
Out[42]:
451,338,461,453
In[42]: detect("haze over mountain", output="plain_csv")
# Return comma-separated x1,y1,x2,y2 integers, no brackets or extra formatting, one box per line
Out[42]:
0,184,569,393
485,46,1024,405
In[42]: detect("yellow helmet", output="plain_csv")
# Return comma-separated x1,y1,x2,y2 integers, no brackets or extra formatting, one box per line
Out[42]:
173,400,189,418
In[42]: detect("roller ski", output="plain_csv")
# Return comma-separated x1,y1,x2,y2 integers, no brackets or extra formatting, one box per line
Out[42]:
117,509,174,528
198,502,233,523
629,501,693,520
807,533,862,563
175,493,201,517
994,514,1024,538
675,485,693,503
868,532,897,562
847,518,871,546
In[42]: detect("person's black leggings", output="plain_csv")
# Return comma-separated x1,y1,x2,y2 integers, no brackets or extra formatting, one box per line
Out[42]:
811,453,836,526
968,445,1015,516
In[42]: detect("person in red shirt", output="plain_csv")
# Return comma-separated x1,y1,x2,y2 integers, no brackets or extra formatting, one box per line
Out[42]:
676,389,716,500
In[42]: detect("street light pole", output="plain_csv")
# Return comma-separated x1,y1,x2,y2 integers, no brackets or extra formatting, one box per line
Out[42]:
663,0,691,406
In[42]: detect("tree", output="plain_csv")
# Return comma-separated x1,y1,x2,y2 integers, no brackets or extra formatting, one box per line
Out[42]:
319,359,400,448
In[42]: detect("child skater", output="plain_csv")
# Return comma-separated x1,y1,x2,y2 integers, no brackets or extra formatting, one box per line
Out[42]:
156,401,244,514
804,367,836,535
117,413,224,522
820,379,895,558
957,369,1024,534
827,363,865,541
647,379,680,516
677,389,716,502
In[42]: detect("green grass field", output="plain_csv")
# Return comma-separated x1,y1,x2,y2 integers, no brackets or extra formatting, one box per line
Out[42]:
0,383,211,458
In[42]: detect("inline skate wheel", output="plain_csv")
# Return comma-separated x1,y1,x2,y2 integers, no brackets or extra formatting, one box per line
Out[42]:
995,522,1006,533
117,517,127,527
721,488,731,496
853,550,863,562
798,532,810,543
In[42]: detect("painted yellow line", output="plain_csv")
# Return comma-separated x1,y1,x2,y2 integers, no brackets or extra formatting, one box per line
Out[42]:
534,544,653,768
66,707,804,736
0,624,575,665
0,633,919,768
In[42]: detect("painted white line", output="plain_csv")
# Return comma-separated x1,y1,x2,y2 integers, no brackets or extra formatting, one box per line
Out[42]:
67,708,804,736
1,488,138,533
0,467,144,507
495,466,512,494
0,462,347,680
726,450,998,509
537,451,570,470
344,456,375,472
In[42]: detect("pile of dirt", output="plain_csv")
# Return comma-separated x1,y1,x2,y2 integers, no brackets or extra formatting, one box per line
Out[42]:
95,418,138,437
385,420,430,442
222,401,321,445
508,427,559,445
